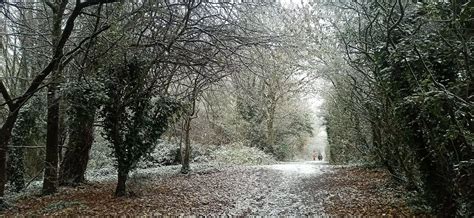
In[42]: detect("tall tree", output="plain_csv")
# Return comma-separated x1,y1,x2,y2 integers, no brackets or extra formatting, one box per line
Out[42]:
42,0,68,195
101,57,181,196
0,0,119,204
59,3,105,186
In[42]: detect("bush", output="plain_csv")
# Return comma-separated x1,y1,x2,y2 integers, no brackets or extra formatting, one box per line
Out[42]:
87,134,114,171
191,143,218,163
210,143,276,165
87,137,276,182
138,140,180,168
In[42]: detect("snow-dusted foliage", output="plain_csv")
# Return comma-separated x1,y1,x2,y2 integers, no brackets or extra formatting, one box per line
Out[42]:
324,1,473,215
87,133,114,171
210,143,276,165
138,140,180,168
190,143,218,163
86,137,276,182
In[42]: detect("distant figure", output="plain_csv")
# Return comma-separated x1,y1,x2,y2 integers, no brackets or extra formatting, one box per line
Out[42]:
312,150,317,161
318,153,323,161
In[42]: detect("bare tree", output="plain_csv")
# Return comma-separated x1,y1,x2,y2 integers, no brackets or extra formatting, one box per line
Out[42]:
0,0,118,202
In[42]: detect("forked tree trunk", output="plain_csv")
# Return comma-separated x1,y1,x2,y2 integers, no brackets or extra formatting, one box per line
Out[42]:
59,110,95,186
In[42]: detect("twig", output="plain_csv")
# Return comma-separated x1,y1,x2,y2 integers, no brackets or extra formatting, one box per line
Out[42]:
22,168,44,191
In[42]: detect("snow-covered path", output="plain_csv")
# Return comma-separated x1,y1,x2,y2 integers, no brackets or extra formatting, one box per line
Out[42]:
266,161,327,174
226,161,331,215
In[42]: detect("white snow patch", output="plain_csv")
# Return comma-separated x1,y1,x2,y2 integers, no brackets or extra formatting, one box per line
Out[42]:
265,161,325,175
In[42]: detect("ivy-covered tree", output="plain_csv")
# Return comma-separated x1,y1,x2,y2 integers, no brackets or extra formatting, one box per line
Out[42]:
6,95,46,192
59,2,106,187
323,0,473,215
59,79,102,185
101,58,181,196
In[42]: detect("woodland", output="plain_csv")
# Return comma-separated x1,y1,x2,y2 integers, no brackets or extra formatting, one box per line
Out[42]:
0,0,472,216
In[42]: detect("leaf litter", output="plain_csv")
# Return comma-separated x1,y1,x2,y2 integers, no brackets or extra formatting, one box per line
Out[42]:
2,162,428,216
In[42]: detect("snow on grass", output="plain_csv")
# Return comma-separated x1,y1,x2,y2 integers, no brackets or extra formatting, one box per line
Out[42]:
86,162,233,183
3,142,278,208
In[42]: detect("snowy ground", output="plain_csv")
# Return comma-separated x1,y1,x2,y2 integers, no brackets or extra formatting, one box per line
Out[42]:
265,161,327,174
3,161,419,216
227,161,330,216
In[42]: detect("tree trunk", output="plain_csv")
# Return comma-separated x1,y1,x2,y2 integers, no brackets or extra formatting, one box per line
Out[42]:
174,135,182,165
181,93,197,174
59,109,95,186
180,117,191,174
0,110,20,206
58,108,67,164
115,168,128,197
266,104,275,151
42,84,60,195
42,0,66,195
